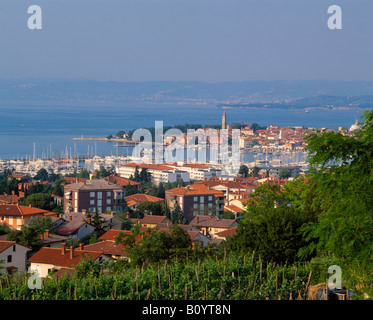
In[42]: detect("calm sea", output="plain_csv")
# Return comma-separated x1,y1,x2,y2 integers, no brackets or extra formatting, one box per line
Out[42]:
0,103,365,160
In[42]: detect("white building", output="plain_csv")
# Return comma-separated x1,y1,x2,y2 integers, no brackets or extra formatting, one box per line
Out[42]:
116,163,190,185
0,241,31,273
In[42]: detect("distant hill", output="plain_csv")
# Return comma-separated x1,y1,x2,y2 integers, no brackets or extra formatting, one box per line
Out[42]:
0,79,373,108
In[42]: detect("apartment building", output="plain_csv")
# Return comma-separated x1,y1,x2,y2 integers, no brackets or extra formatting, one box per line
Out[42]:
116,163,190,185
64,179,125,214
165,184,225,223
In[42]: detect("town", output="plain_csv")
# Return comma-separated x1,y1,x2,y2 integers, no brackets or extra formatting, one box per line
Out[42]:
0,112,365,300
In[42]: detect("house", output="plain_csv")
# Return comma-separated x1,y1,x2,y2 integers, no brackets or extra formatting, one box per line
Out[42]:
188,215,238,238
82,241,128,260
0,241,32,274
55,220,95,240
39,229,70,248
165,184,225,222
64,179,125,214
0,192,22,205
28,244,108,278
124,193,164,211
0,204,54,231
140,215,170,229
63,210,126,231
214,227,238,241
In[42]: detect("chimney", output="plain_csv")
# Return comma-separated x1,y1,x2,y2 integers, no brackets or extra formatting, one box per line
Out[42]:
45,229,49,238
79,243,84,250
61,243,66,255
70,245,74,259
82,209,87,214
87,216,92,224
29,204,32,207
39,233,44,241
208,215,212,219
126,212,129,219
68,215,72,221
196,216,199,224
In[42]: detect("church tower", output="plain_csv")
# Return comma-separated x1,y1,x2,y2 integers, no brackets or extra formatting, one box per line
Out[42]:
222,111,227,130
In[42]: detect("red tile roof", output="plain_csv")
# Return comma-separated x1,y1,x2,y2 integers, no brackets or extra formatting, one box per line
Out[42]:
99,229,132,241
28,247,103,267
140,215,169,225
124,194,164,205
83,240,127,256
0,204,52,216
102,175,140,186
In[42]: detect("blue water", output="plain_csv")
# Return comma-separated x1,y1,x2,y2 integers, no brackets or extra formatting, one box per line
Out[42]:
0,103,365,159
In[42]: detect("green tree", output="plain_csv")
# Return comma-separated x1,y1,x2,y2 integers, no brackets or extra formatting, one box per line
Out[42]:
301,110,373,266
228,205,308,264
23,193,53,210
7,226,43,252
238,165,249,177
278,169,291,179
34,168,49,181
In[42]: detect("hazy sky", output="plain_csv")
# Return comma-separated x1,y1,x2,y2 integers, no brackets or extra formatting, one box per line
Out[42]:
1,0,372,82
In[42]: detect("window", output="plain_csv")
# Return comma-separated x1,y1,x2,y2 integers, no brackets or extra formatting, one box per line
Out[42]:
16,217,22,226
193,197,198,202
8,217,13,225
193,204,198,209
107,199,112,205
97,192,102,199
97,200,102,206
90,200,95,205
7,255,12,263
208,203,213,208
106,191,111,197
90,192,95,197
13,245,16,252
106,206,111,211
208,196,213,201
200,197,204,203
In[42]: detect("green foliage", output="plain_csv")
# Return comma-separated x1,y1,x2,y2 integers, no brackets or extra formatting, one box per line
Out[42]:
22,193,53,210
228,206,308,264
6,226,43,252
238,165,249,177
278,169,291,179
302,110,373,266
0,252,313,300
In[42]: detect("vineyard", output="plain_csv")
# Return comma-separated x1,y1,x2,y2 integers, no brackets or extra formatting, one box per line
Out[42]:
0,253,313,300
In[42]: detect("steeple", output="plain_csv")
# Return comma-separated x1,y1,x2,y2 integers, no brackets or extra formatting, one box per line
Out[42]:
222,111,227,130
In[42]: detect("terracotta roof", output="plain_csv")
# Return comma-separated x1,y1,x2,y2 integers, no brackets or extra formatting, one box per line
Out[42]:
28,247,103,267
124,194,164,205
102,175,140,186
0,204,52,217
189,215,237,229
64,179,123,191
140,215,169,225
55,221,88,236
0,241,16,253
54,267,75,279
224,205,244,213
166,185,224,197
214,226,238,238
83,240,127,256
99,229,132,241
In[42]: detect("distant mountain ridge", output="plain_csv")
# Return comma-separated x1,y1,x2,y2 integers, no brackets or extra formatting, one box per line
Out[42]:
0,79,373,108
